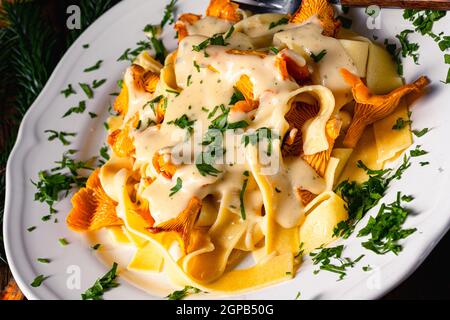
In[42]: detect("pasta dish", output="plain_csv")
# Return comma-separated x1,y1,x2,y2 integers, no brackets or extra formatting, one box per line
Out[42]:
65,0,429,294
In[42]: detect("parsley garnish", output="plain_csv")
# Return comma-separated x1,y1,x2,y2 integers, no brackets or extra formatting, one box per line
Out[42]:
239,171,249,220
241,127,279,156
224,25,235,39
44,130,76,146
420,161,430,166
334,156,411,238
392,117,412,130
295,291,301,300
167,114,196,133
83,60,103,72
37,258,50,264
81,262,120,300
196,153,222,177
192,33,228,52
362,265,372,272
193,60,200,72
32,151,93,213
403,9,446,36
88,112,98,118
166,286,201,300
42,215,51,222
144,24,167,64
99,145,110,164
63,100,86,118
412,128,429,137
169,177,183,197
27,226,36,232
166,88,180,96
160,0,177,29
229,89,245,105
92,78,107,89
442,68,450,84
310,245,364,280
83,44,90,49
310,50,327,63
61,84,76,97
396,30,420,64
79,83,93,99
91,243,101,250
269,17,289,30
269,47,279,54
31,275,49,287
410,145,428,157
186,74,192,86
59,238,69,246
358,192,417,255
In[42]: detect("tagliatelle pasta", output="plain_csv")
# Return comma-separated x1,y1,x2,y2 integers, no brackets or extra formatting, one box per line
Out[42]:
66,0,429,295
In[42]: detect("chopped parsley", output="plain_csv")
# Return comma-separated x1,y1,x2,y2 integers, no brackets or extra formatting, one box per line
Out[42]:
384,39,403,75
186,74,192,86
412,128,429,137
241,127,279,156
44,130,76,146
81,262,120,300
59,238,69,246
239,171,249,220
27,226,37,232
310,49,327,63
83,60,103,72
295,291,301,300
192,33,228,52
392,117,412,130
166,286,201,300
63,100,86,118
99,145,110,164
41,215,51,222
193,60,200,72
196,153,222,177
420,161,430,166
92,79,107,89
442,68,450,84
160,0,177,28
269,47,279,54
167,114,196,133
88,112,98,118
32,151,93,213
61,84,76,97
410,145,428,157
403,9,446,36
31,275,49,287
358,192,417,255
445,54,450,64
144,24,167,64
166,88,180,96
169,177,183,197
229,89,245,105
82,44,90,49
269,17,289,30
362,265,372,272
334,156,411,239
79,83,94,99
91,243,102,250
310,245,364,280
37,258,51,264
396,29,420,64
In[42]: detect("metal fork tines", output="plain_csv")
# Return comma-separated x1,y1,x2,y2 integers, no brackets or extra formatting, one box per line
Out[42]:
232,0,302,14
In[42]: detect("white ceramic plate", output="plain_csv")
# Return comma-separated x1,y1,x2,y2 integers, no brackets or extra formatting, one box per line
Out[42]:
4,0,450,300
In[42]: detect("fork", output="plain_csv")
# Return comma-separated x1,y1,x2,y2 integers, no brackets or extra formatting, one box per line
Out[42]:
232,0,450,14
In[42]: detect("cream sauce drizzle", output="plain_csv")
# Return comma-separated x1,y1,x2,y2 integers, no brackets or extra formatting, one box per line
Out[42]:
123,17,339,227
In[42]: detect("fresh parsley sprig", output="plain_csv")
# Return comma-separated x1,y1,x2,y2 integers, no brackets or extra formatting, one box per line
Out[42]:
81,262,120,300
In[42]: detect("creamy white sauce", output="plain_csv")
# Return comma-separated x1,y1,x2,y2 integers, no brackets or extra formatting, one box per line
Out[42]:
121,16,341,227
